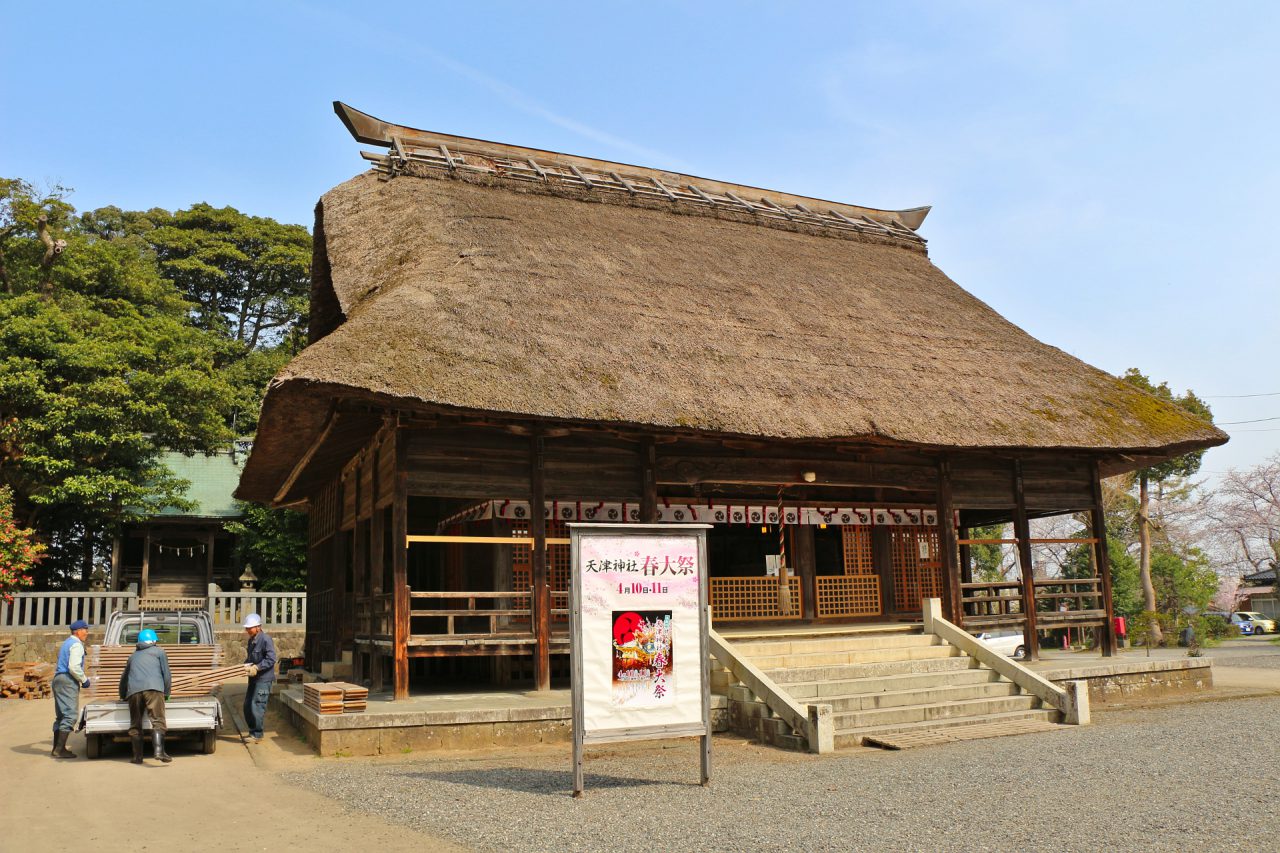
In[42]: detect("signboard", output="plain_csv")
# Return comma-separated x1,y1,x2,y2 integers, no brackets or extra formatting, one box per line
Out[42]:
569,523,711,796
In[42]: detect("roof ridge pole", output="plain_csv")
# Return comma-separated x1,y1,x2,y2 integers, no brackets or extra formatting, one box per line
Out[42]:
530,429,551,690
1012,460,1040,661
1090,459,1117,657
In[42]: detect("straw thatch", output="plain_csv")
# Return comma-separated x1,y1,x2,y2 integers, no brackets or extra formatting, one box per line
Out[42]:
237,163,1224,503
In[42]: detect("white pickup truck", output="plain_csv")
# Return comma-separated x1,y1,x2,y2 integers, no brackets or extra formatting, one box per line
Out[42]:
78,610,224,758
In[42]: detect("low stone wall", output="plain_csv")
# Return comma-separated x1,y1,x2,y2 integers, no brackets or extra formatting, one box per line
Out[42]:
1,628,305,670
1041,658,1212,703
278,687,729,757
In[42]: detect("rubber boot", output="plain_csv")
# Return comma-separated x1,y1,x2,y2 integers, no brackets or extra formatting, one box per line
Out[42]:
53,731,76,759
152,730,172,763
131,735,144,764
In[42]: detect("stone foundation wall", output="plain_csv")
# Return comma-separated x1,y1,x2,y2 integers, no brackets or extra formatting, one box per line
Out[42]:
1044,660,1212,704
1,628,305,670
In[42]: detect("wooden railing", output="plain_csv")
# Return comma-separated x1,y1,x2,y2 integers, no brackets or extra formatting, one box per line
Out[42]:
0,592,138,629
1033,578,1106,625
960,581,1026,629
815,575,882,618
709,576,803,621
410,591,536,638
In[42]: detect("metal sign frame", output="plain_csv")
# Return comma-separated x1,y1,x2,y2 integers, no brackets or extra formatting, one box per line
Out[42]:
569,523,711,796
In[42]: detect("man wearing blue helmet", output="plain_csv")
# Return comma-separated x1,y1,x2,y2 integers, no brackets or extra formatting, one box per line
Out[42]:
119,626,173,764
51,619,92,759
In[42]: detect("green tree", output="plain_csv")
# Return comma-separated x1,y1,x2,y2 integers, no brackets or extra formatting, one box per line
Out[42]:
224,502,307,591
0,180,236,585
968,523,1013,582
144,203,311,350
1120,369,1213,643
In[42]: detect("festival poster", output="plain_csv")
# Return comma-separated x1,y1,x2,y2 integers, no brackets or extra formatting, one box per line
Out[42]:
576,532,705,734
610,610,673,707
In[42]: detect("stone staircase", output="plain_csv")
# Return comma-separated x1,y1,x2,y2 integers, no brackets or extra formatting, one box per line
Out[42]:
716,626,1063,749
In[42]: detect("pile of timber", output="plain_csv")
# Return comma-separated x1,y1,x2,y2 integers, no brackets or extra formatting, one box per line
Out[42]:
0,637,13,670
87,644,225,699
303,682,368,715
169,665,250,695
1,662,53,699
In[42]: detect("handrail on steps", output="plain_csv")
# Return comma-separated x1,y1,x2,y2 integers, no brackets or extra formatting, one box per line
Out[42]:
708,628,834,754
922,598,1090,725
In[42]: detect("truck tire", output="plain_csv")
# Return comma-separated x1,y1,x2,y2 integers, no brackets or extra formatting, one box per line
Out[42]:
85,733,101,759
203,729,217,755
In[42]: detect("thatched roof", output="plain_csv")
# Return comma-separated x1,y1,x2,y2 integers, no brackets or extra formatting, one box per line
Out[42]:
236,112,1225,503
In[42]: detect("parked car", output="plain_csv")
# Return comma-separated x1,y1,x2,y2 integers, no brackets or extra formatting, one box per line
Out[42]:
1232,611,1277,635
975,630,1027,660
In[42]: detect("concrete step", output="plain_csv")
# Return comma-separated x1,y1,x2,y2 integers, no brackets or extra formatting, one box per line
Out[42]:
832,693,1041,731
745,643,962,670
835,708,1062,748
718,624,920,644
800,680,1022,713
763,654,979,685
730,633,943,658
781,666,1003,700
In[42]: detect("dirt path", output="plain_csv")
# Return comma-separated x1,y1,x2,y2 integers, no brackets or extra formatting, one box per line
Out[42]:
0,694,464,852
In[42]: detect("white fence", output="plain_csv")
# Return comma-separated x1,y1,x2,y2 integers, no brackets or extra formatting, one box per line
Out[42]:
207,592,306,628
0,591,306,630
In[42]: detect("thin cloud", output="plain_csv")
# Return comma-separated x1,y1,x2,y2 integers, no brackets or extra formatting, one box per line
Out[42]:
289,0,689,170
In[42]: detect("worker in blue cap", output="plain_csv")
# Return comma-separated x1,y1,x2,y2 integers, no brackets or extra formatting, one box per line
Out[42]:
51,619,91,759
119,627,172,764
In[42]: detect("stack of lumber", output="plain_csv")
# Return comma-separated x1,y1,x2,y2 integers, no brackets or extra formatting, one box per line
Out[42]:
169,665,251,695
303,682,345,715
0,637,13,670
87,644,224,699
1,662,53,699
330,681,368,713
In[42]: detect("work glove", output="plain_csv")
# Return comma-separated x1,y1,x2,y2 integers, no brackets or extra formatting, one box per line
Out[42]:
243,663,258,676
164,695,170,701
81,679,91,689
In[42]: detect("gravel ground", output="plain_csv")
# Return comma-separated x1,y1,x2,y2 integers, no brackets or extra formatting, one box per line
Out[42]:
284,695,1280,852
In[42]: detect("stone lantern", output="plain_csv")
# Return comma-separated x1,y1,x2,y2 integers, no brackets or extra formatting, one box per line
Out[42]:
238,563,258,592
89,565,108,592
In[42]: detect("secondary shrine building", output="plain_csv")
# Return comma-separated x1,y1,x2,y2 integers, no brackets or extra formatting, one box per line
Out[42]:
234,103,1225,700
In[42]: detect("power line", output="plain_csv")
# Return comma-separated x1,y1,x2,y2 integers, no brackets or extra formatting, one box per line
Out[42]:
1203,391,1280,398
1223,427,1280,433
1217,416,1280,425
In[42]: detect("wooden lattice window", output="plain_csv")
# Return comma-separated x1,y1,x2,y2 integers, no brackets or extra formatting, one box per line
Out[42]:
816,575,881,617
840,526,875,575
511,520,570,594
890,526,944,612
709,576,803,621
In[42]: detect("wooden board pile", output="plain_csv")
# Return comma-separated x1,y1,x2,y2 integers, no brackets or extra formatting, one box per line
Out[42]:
87,644,225,699
1,662,54,699
303,681,368,715
169,665,251,695
0,637,13,670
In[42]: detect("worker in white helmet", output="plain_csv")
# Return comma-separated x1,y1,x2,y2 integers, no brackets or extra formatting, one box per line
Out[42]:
240,613,277,743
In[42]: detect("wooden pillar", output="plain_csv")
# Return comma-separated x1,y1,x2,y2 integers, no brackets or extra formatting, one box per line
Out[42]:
530,431,551,690
872,527,895,615
392,430,410,699
1091,459,1117,657
141,527,152,597
205,530,216,588
794,524,817,621
936,460,962,625
958,526,974,586
639,437,657,524
111,535,123,591
492,517,514,686
1012,460,1040,661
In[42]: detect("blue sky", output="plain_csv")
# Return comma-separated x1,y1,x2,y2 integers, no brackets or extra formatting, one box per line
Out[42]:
3,1,1276,478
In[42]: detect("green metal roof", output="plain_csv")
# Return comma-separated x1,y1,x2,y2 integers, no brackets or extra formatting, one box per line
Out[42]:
156,450,246,518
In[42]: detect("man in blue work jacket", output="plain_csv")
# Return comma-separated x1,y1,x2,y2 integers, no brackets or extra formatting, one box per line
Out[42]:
51,619,91,759
241,613,277,742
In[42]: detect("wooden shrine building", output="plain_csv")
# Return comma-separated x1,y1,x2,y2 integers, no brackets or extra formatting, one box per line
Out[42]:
235,102,1226,700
